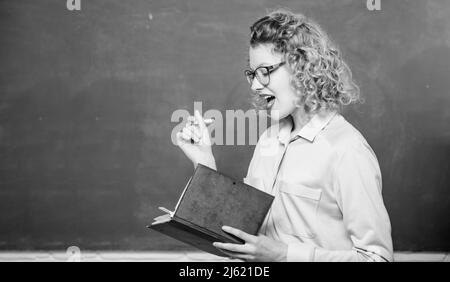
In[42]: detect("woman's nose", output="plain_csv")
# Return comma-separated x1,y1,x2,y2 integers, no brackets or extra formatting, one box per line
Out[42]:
250,77,264,92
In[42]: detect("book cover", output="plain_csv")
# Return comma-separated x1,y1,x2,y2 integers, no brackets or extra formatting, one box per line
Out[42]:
148,164,274,257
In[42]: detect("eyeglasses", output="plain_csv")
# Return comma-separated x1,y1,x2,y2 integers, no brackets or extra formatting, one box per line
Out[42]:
244,61,286,87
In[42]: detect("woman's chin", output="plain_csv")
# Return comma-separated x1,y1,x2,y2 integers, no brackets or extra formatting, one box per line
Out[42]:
268,108,284,121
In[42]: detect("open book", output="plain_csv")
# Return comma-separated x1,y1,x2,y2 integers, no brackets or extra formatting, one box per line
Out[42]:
148,164,274,257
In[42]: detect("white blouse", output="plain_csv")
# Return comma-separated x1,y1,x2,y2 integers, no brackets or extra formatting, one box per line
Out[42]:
244,111,393,261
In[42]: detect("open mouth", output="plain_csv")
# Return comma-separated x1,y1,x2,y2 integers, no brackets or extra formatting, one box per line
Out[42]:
260,94,276,109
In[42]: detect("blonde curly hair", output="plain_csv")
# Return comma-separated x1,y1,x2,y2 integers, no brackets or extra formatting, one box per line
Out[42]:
249,9,360,113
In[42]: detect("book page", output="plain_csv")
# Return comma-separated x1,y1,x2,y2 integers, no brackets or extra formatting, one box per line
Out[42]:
152,213,171,224
157,206,174,217
173,176,192,214
153,176,193,219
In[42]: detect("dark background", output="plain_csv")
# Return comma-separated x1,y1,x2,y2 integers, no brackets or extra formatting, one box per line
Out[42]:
0,0,449,251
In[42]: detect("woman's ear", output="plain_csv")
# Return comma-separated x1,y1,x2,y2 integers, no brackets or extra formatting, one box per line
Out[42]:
292,92,303,108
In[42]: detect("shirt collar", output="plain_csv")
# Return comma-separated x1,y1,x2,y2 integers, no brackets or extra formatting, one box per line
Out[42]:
277,111,337,144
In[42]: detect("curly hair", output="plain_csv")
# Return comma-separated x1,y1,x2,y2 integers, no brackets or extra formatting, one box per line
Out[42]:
249,9,360,113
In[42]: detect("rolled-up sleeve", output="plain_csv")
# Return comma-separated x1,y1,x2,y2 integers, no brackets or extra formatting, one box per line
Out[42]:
313,140,393,262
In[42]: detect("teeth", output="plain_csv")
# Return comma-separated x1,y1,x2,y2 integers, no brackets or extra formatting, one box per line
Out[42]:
265,96,275,109
260,94,274,102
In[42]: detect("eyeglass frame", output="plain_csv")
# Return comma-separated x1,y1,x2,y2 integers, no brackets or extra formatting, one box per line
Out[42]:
244,61,286,87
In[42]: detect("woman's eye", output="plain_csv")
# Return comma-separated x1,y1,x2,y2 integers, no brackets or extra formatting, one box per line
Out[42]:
258,68,269,77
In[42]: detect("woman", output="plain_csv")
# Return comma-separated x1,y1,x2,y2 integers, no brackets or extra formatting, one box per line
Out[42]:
176,9,393,262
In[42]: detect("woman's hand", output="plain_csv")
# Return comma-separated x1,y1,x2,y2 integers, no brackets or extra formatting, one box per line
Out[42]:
175,110,216,170
213,226,288,262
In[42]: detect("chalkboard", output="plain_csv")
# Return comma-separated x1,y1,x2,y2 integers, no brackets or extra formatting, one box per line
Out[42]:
0,0,449,251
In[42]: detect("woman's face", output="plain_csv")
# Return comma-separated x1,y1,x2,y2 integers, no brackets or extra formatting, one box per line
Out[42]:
248,44,299,121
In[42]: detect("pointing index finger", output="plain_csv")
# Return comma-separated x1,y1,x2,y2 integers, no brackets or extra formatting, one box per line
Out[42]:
193,110,206,129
